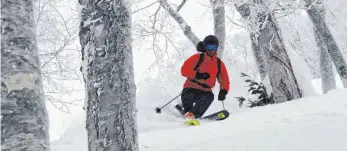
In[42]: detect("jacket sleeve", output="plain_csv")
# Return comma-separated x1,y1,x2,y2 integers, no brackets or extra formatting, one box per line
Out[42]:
181,54,200,79
217,61,230,92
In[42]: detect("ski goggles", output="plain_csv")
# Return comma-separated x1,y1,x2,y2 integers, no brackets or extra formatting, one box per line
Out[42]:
206,44,217,51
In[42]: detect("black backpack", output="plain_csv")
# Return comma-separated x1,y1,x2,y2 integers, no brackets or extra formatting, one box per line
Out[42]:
196,41,204,52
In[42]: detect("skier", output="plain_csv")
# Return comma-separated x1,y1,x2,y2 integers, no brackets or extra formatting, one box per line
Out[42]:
180,35,230,125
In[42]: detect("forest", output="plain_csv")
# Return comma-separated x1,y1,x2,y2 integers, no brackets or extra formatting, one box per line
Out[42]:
1,0,347,150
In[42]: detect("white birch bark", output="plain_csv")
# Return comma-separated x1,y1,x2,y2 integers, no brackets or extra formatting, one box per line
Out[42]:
310,0,336,93
212,0,226,58
79,0,138,150
235,4,267,80
1,0,50,150
305,0,347,87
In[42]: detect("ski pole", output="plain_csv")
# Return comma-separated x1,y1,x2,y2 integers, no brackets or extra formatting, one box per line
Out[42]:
155,88,190,114
222,101,225,110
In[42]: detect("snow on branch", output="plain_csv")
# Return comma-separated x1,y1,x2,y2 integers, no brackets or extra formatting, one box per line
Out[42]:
177,0,188,12
34,0,83,113
159,0,200,45
132,1,157,14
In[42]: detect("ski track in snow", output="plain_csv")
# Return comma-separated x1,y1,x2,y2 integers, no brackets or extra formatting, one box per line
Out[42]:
52,88,347,151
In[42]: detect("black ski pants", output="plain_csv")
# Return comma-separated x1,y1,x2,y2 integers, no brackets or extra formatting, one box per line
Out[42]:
181,88,214,118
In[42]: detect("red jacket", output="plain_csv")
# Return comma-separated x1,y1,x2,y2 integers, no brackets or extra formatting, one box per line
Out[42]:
181,53,230,92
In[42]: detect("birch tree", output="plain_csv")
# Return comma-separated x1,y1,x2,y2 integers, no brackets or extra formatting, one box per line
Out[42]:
317,30,336,93
212,0,226,58
235,4,267,80
309,0,336,93
1,0,50,150
79,0,138,150
304,0,347,87
235,1,302,103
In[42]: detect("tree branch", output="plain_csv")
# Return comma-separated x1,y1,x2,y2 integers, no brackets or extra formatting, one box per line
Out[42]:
177,0,188,12
132,1,158,14
159,0,200,45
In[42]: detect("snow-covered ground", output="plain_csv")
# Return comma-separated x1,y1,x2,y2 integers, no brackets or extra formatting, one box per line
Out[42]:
51,87,347,151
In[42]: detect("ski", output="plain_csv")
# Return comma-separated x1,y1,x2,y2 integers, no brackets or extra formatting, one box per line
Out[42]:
200,110,230,121
183,110,229,126
184,119,200,126
174,103,230,124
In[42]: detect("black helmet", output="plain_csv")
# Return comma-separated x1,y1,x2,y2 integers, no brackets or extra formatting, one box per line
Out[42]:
203,35,219,49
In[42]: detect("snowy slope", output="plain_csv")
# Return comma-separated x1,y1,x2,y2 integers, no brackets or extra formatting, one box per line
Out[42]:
140,89,347,151
52,88,347,151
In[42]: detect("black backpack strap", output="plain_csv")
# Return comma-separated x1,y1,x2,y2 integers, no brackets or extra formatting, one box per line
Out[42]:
217,57,222,78
193,53,204,71
189,53,211,88
189,79,210,88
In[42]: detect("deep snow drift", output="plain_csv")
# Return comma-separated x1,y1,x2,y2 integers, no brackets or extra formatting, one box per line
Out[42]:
51,88,347,151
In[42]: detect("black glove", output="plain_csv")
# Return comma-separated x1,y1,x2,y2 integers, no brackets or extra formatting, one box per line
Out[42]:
195,72,210,80
218,89,227,101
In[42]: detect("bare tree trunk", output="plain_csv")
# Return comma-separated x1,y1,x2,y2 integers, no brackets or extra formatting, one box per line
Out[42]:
235,1,302,103
212,0,226,58
235,4,268,81
159,0,200,45
251,33,267,80
318,36,336,93
259,12,302,102
305,0,347,87
79,0,138,151
1,0,50,150
309,0,336,93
